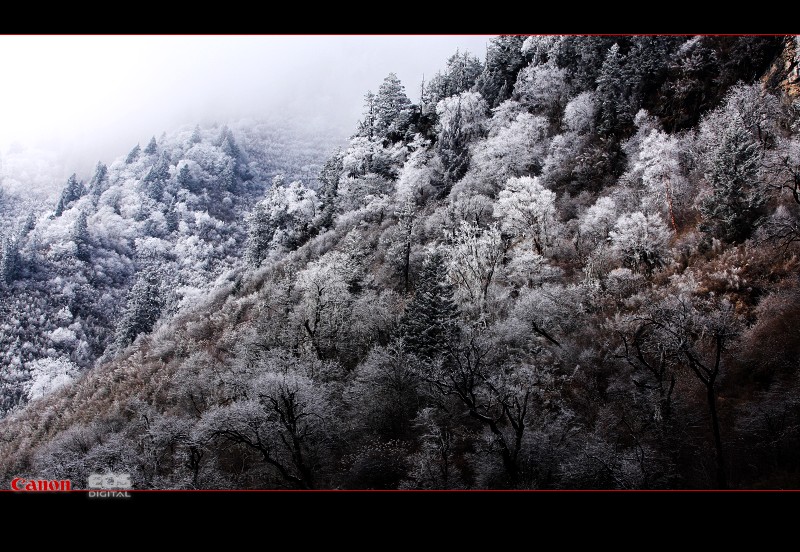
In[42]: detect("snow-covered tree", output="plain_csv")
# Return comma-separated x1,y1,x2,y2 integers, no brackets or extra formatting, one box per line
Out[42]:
373,73,412,141
596,43,631,135
435,91,489,190
54,174,84,217
72,211,90,262
89,162,108,196
424,50,483,107
699,115,765,243
633,129,691,229
470,112,550,191
494,176,559,255
609,211,672,274
563,91,597,134
579,196,618,252
0,236,19,285
474,36,526,108
25,357,79,401
317,150,344,228
514,61,569,123
125,143,141,164
144,136,158,155
447,221,505,315
199,364,330,489
115,265,164,349
246,179,319,266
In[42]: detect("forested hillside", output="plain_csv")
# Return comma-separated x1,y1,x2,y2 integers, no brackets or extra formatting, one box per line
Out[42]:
0,119,333,415
2,35,800,489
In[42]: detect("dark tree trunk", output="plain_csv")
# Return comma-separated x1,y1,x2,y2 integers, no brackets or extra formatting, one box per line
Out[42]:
707,382,727,489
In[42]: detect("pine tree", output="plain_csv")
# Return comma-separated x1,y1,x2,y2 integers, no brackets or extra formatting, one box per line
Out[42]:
54,174,84,217
700,116,765,243
424,50,484,106
246,200,275,267
374,73,412,140
144,136,158,155
444,50,483,96
190,124,202,144
143,152,171,200
125,144,141,164
400,251,460,361
596,43,631,136
0,237,19,286
164,203,180,233
317,151,344,228
356,91,377,139
474,35,526,108
115,265,164,349
22,213,36,234
177,163,192,189
72,211,90,262
221,162,236,193
217,125,242,159
435,98,470,192
89,161,108,196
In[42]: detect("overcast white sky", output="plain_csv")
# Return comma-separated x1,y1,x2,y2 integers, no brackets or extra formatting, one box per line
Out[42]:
0,35,492,174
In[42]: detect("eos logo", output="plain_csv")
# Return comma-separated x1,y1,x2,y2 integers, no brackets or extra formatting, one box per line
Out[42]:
11,478,72,491
87,472,132,489
87,472,132,498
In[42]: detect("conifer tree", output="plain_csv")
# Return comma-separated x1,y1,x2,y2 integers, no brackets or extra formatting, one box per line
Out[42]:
144,136,158,155
0,237,19,285
115,265,164,349
317,151,344,228
54,174,84,217
700,116,765,243
125,143,141,164
72,211,90,262
374,73,412,140
190,124,202,144
400,251,459,361
89,162,108,196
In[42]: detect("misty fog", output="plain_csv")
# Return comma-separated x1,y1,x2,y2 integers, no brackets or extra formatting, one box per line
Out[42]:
0,35,491,197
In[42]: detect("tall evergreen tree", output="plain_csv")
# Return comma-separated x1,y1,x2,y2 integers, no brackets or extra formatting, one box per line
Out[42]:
374,73,412,140
217,125,242,159
246,201,275,267
435,98,470,192
700,116,765,243
474,36,526,107
21,212,36,234
0,237,19,286
143,136,158,155
143,152,171,200
54,174,84,217
425,50,484,106
72,211,90,262
89,161,108,196
400,251,460,361
164,202,180,234
125,143,141,164
115,265,164,350
317,151,344,228
177,163,192,190
596,43,631,136
356,91,377,139
190,124,202,144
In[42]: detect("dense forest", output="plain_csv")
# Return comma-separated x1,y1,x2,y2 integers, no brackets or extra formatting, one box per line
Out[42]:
1,35,800,489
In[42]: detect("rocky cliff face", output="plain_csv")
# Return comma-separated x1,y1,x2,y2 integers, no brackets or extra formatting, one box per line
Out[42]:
763,36,800,99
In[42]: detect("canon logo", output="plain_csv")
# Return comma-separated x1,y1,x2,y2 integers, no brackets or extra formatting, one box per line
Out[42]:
11,478,72,491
